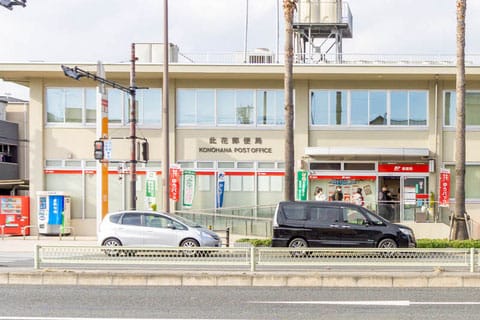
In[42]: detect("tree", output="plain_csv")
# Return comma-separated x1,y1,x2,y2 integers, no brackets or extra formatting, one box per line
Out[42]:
283,0,297,201
453,0,468,240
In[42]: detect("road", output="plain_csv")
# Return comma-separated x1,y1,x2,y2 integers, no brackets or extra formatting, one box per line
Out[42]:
0,286,479,319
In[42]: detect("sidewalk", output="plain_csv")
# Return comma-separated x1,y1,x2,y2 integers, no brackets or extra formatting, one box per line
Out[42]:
1,234,480,287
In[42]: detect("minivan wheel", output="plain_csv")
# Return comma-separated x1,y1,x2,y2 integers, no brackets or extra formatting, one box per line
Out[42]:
377,238,398,249
288,238,309,258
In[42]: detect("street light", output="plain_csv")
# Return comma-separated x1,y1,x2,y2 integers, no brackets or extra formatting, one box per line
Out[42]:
62,52,143,210
0,0,26,10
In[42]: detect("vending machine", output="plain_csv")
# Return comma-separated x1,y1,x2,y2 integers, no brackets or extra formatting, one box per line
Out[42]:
36,191,71,235
0,196,30,236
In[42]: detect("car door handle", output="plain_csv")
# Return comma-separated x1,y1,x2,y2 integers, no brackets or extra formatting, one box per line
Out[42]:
341,225,351,229
329,224,340,228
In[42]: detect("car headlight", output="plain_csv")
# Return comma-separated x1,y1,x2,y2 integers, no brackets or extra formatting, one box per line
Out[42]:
399,227,413,237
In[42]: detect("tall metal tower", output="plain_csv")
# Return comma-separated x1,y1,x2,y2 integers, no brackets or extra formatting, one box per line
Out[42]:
293,0,353,63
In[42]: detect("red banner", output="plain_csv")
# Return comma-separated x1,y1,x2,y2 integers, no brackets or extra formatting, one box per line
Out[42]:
439,168,451,207
169,167,181,202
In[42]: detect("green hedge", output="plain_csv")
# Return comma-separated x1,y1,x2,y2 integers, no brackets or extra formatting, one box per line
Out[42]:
416,239,480,248
235,238,480,248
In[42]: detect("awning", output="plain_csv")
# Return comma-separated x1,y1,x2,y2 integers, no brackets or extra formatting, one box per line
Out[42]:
0,179,29,189
305,147,430,157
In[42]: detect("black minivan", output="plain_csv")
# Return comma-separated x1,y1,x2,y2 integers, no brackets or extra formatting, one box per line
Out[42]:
272,201,416,248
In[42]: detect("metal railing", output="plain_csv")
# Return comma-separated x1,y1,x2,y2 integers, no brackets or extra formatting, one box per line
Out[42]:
34,245,479,273
174,51,480,66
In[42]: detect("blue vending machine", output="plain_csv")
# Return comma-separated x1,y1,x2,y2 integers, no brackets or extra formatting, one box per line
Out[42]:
37,191,71,235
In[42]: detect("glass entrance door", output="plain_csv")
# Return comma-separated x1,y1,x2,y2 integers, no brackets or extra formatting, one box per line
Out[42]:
401,177,428,221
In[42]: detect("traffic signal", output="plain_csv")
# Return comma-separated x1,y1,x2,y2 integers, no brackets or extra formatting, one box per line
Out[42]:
141,141,149,162
94,140,104,160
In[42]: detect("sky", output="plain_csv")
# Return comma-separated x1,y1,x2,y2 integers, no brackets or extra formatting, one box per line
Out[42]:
1,0,479,99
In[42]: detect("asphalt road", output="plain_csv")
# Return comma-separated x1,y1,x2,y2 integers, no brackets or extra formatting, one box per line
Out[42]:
0,286,479,319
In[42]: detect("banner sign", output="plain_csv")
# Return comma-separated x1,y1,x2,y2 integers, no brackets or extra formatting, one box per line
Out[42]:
145,171,157,209
169,167,181,202
439,168,451,207
182,170,196,207
378,163,429,173
296,170,308,201
216,171,225,208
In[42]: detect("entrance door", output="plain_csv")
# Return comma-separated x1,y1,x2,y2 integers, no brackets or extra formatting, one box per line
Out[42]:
402,177,428,221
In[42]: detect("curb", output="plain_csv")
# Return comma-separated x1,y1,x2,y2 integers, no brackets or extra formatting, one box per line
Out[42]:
1,270,480,287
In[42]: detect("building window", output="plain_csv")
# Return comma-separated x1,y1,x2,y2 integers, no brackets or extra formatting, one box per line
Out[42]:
445,164,480,199
177,88,285,127
311,89,428,127
46,87,162,126
444,91,480,127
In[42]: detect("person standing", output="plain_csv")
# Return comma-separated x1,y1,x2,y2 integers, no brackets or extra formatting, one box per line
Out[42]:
378,186,393,220
352,187,364,206
332,186,343,201
315,187,327,201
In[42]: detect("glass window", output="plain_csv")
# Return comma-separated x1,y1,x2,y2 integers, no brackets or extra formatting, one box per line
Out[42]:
197,90,215,125
329,91,347,125
138,89,162,125
369,91,387,125
177,88,284,127
447,165,480,199
410,91,428,126
444,92,455,126
311,90,329,125
64,88,83,123
108,89,124,124
466,93,480,126
257,90,284,125
390,91,408,125
85,89,96,123
283,204,307,220
444,91,480,127
350,91,368,125
217,90,235,125
46,89,65,123
236,90,254,124
122,213,142,226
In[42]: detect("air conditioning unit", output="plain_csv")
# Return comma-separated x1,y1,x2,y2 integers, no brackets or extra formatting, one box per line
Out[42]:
136,43,179,63
248,49,274,64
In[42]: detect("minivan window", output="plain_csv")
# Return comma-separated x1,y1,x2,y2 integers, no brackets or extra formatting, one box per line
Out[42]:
283,204,307,220
310,207,340,224
343,208,366,225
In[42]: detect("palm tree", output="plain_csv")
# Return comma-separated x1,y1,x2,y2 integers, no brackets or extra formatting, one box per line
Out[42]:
453,0,468,240
283,0,297,201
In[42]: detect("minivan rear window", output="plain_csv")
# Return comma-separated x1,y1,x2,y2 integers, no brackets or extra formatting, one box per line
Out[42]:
283,204,307,220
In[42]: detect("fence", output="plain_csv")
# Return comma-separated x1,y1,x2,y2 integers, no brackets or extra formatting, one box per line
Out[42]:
34,245,479,273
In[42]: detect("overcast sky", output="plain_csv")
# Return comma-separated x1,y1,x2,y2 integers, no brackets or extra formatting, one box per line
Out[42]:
1,0,479,99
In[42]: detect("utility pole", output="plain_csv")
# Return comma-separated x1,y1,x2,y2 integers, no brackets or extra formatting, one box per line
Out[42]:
129,43,138,210
162,0,170,213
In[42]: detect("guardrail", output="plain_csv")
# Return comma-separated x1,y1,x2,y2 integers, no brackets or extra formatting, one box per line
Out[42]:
34,246,479,273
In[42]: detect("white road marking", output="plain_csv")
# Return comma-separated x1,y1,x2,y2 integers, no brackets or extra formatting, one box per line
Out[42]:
250,300,480,306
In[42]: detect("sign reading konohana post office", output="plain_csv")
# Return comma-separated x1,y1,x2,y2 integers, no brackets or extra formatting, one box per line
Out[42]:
199,136,273,154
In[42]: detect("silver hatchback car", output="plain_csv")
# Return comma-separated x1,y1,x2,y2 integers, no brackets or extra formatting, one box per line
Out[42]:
98,210,222,248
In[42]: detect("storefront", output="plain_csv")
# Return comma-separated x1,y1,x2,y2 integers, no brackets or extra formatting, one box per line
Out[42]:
305,157,432,223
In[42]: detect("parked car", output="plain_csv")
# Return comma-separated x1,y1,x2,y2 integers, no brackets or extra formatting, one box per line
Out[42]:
272,201,416,249
98,210,222,248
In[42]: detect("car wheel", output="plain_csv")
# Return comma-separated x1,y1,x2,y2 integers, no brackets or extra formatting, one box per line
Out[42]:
288,238,309,258
102,237,122,257
377,238,398,248
180,238,200,257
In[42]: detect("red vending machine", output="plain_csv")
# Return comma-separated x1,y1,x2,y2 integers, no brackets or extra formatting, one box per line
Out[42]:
0,196,30,236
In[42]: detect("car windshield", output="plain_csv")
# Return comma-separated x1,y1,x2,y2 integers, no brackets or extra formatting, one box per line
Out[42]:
168,213,203,228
